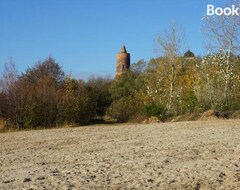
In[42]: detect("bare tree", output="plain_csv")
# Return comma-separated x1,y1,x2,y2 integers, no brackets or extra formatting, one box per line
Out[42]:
156,23,185,112
0,59,20,127
0,59,30,128
0,58,18,92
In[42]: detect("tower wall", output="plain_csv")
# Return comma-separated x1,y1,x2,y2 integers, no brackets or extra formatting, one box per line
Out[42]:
116,46,130,77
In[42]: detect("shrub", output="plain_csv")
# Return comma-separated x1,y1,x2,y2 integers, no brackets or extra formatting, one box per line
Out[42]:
107,97,137,122
142,103,165,120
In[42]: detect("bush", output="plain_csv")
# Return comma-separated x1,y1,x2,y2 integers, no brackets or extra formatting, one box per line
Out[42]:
107,97,137,122
216,101,240,112
142,103,165,120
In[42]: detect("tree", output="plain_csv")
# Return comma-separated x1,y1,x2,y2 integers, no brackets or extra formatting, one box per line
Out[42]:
108,71,141,122
143,58,168,107
0,59,22,128
131,59,147,74
16,57,66,128
86,77,112,117
0,58,18,92
202,0,240,106
22,57,65,84
156,23,185,113
58,76,95,125
30,76,59,127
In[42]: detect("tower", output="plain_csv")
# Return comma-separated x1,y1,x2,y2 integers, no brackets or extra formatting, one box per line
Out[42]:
184,50,195,58
116,45,130,77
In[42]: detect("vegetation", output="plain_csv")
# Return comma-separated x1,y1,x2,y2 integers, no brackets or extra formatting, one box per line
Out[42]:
2,50,239,131
0,52,239,130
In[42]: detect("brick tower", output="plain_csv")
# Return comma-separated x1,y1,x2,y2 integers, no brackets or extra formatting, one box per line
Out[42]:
116,45,130,77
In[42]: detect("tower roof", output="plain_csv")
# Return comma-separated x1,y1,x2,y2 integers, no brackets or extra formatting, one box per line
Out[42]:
120,45,127,53
184,50,195,58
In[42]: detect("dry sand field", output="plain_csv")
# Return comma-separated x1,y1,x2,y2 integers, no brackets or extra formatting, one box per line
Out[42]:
0,120,240,190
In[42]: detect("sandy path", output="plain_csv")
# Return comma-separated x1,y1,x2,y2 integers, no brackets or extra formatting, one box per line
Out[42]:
0,120,240,190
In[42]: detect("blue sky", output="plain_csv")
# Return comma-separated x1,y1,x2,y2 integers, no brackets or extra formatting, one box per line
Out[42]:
0,0,227,79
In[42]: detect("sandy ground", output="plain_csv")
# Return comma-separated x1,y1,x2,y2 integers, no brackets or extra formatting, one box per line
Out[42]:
0,120,240,190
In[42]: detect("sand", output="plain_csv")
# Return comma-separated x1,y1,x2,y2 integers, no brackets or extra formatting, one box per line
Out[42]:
0,119,240,190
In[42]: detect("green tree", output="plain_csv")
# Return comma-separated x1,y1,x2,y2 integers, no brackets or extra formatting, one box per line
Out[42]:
108,71,141,122
86,77,112,117
58,76,95,125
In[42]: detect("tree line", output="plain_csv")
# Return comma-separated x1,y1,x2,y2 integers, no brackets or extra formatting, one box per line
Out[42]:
0,52,239,129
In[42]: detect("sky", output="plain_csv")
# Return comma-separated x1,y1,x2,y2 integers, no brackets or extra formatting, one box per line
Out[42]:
0,0,228,79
